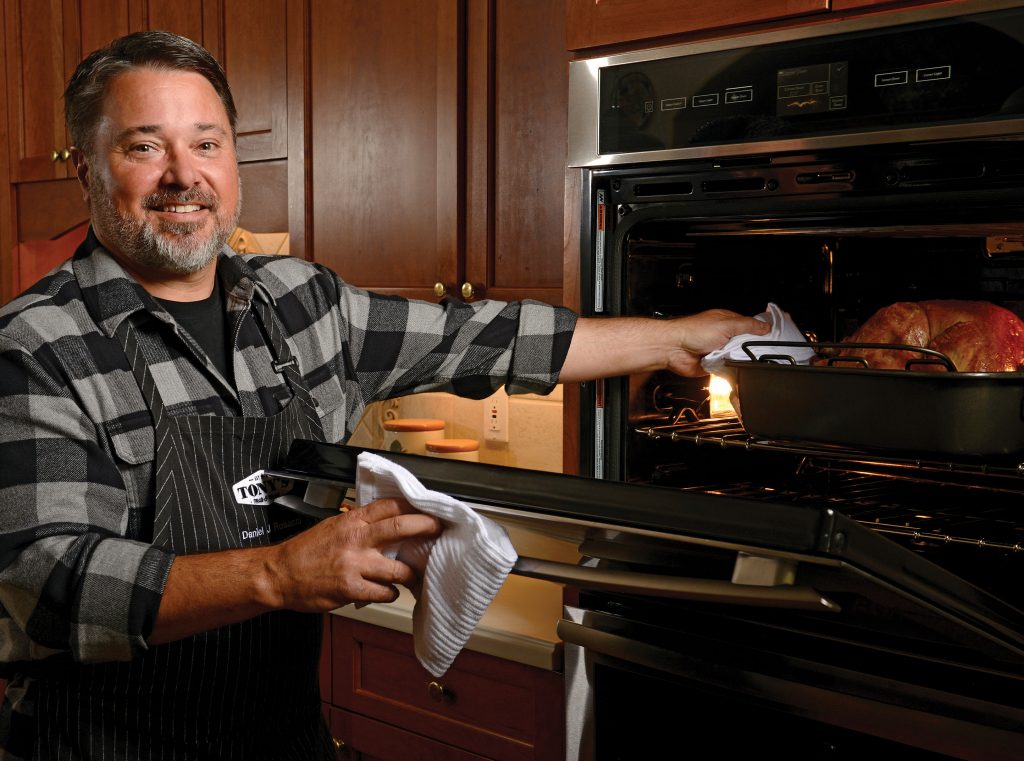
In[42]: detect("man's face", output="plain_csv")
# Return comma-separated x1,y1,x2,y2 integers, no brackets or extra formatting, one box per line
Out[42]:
78,67,241,276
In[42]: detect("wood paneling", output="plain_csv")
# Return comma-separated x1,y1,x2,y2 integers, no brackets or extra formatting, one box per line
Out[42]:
13,223,86,295
489,0,566,302
237,159,288,233
4,0,73,181
565,0,830,50
223,0,288,162
78,0,132,57
145,0,204,43
309,0,461,299
16,178,88,241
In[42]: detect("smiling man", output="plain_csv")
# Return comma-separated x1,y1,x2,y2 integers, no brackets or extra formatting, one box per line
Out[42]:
0,31,767,760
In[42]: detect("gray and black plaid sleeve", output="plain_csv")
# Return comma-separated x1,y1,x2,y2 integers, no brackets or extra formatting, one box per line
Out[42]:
0,329,172,664
335,280,577,400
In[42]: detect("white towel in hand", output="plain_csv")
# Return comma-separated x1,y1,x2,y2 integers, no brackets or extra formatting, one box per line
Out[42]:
355,451,517,677
700,302,815,384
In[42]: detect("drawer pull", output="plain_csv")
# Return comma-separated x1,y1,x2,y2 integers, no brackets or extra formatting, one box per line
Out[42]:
427,680,454,703
332,737,347,756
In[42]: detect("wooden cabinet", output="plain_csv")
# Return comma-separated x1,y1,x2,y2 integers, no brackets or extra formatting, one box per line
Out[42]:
565,0,830,51
4,0,93,183
308,0,460,302
467,0,568,305
327,616,564,761
309,0,566,305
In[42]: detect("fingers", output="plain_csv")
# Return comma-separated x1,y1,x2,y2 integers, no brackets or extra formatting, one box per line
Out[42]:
351,498,444,545
268,496,443,612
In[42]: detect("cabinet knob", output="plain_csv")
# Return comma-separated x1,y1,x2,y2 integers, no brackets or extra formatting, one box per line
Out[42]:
433,282,447,298
51,148,71,162
460,282,475,300
332,737,347,755
427,680,454,703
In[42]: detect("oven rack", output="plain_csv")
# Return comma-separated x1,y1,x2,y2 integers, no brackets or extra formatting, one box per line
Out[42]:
663,470,1023,553
635,417,1024,482
637,418,1024,552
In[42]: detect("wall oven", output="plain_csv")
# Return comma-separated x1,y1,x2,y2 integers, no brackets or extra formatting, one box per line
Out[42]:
271,3,1024,759
561,1,1024,759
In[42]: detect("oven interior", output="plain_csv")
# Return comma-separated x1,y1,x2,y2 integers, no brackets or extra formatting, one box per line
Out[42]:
588,143,1024,607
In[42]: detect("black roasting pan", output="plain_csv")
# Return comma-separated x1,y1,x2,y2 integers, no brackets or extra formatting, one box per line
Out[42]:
725,342,1024,456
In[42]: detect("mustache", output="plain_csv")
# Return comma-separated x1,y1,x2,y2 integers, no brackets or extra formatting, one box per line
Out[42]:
143,188,219,210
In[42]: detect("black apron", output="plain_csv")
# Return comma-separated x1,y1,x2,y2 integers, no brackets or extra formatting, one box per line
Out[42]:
32,298,336,760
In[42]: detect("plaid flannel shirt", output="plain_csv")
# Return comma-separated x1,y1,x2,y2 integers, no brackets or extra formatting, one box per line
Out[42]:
0,231,575,667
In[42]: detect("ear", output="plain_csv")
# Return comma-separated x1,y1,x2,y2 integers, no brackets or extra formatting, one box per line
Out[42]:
70,147,90,200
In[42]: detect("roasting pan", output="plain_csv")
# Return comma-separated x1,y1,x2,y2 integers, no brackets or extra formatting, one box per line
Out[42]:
725,341,1024,456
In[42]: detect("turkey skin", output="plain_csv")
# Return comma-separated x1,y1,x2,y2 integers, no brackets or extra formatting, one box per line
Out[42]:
829,300,1024,372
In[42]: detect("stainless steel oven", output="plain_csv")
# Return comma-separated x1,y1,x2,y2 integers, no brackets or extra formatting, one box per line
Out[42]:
559,1,1024,758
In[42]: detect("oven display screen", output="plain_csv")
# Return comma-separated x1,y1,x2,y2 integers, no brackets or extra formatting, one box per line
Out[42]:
776,61,849,117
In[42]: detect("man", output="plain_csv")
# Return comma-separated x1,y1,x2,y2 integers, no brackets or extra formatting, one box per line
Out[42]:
0,31,768,759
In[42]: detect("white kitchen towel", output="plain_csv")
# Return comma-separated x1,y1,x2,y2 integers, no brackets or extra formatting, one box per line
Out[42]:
700,302,815,384
355,451,518,677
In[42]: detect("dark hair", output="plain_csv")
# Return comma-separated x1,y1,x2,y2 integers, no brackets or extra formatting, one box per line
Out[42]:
64,30,237,155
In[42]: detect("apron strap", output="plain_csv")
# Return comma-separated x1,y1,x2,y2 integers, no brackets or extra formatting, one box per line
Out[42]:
113,316,169,424
113,295,320,422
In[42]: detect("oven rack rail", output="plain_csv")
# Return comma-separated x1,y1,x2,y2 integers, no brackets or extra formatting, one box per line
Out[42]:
666,474,1023,553
637,417,1024,552
635,417,1024,482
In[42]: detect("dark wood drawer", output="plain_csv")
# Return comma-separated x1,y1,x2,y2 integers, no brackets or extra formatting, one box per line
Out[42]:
330,616,563,761
329,706,491,760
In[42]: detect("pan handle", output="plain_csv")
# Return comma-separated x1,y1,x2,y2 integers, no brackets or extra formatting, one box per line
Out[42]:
739,340,957,372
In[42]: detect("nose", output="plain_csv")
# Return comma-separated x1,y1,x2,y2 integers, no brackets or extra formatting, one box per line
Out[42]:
160,146,200,190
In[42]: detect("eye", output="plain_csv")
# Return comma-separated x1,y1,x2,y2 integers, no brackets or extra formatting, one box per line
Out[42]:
198,141,219,152
130,144,155,154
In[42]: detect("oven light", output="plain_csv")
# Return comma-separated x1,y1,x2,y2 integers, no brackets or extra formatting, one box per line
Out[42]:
708,374,735,418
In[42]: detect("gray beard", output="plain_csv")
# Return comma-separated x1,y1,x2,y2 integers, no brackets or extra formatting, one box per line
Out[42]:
90,173,242,276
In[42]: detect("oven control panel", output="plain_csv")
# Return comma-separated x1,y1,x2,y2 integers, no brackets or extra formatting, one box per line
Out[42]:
581,3,1024,162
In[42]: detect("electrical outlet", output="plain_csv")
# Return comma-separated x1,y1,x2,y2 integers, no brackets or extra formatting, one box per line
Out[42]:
483,394,509,442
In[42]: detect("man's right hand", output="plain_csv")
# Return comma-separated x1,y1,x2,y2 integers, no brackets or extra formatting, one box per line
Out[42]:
268,497,442,611
148,498,442,645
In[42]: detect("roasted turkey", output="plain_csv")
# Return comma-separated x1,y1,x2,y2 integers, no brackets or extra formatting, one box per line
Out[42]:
826,300,1024,372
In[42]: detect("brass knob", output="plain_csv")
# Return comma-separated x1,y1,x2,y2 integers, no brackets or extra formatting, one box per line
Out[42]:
59,148,71,161
433,282,447,298
460,282,475,300
427,680,453,703
50,149,60,161
332,737,347,753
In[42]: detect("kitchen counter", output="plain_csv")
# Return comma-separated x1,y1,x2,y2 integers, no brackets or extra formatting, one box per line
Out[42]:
331,573,564,671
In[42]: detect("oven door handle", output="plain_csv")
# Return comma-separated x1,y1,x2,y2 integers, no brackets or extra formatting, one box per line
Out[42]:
513,556,840,611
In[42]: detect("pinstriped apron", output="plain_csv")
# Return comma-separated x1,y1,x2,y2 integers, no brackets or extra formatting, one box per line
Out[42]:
33,297,336,760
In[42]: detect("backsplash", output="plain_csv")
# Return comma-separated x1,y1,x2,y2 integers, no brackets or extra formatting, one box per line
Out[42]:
348,387,564,473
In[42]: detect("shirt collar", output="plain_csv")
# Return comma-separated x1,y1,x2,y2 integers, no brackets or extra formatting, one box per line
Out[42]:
74,227,276,337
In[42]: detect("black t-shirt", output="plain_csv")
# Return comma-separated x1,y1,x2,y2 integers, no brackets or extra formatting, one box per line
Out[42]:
156,283,232,383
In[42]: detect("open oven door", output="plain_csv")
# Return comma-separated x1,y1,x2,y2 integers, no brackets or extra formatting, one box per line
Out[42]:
267,439,1024,665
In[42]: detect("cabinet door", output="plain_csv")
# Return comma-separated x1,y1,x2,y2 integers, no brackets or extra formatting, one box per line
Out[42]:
309,0,461,300
566,0,829,50
465,0,566,305
4,0,77,182
221,0,289,163
3,0,150,183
